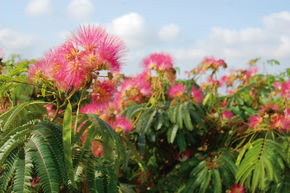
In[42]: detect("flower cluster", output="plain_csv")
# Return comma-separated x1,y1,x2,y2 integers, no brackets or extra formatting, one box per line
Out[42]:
143,53,173,72
28,25,125,91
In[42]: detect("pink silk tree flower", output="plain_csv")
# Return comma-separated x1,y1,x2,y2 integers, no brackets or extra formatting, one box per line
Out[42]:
28,25,125,91
259,104,279,112
143,53,173,71
92,141,103,157
271,114,290,131
201,57,227,70
112,116,133,132
281,79,290,98
97,35,126,73
90,80,116,104
222,110,234,120
72,25,107,51
31,176,40,186
80,103,109,114
135,72,151,96
230,184,245,193
168,83,186,98
249,115,262,128
274,81,282,91
72,25,125,72
191,86,203,104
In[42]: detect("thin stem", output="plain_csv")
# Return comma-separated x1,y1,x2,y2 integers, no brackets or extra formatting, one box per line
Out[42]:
73,89,85,136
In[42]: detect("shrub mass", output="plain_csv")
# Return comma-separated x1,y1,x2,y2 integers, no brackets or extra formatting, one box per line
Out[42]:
0,25,289,193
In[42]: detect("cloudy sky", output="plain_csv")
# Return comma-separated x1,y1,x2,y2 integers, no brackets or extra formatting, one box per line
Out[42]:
1,0,290,75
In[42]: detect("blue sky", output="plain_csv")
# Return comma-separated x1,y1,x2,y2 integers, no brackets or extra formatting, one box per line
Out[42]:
1,0,290,75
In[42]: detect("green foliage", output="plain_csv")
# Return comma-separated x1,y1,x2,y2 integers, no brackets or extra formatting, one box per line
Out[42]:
236,136,290,192
0,55,34,105
0,101,128,193
0,54,289,193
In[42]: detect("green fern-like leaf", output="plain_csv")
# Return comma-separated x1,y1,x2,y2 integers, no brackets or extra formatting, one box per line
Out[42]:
29,134,60,193
0,101,46,132
236,138,285,192
0,148,19,193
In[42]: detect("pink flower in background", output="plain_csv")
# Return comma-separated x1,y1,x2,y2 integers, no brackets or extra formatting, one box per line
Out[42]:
135,72,151,96
260,104,279,112
45,104,55,118
90,80,116,104
222,110,234,120
227,90,235,95
281,79,290,98
230,184,245,193
191,86,203,104
31,176,40,186
111,116,133,132
177,150,192,161
0,49,3,56
92,141,103,157
208,77,219,85
274,82,282,91
271,114,289,131
168,83,186,98
219,75,228,86
117,72,151,107
201,57,226,69
143,53,173,71
246,67,258,77
80,103,109,114
249,115,262,128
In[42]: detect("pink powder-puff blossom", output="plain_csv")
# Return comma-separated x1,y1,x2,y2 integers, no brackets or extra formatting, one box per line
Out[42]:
249,115,262,128
230,184,245,193
97,35,126,73
177,150,193,161
72,25,106,50
260,104,279,113
117,72,151,106
274,82,282,91
135,72,151,96
201,57,226,71
80,103,109,114
31,176,40,186
191,86,203,104
281,79,290,98
246,67,258,77
111,116,133,132
28,25,125,91
143,53,173,71
92,141,103,157
219,75,228,87
73,25,125,72
271,114,289,131
222,110,234,120
168,83,186,98
90,80,116,104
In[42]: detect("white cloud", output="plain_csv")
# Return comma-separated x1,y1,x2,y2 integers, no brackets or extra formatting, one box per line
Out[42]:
108,12,156,48
158,24,180,41
170,11,290,72
25,0,53,16
275,36,290,57
57,30,71,40
0,28,36,57
264,11,290,34
108,12,180,48
67,0,95,20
